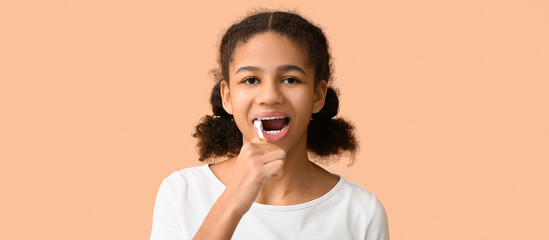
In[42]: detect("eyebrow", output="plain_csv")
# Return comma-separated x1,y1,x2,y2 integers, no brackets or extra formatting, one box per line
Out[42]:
235,65,306,75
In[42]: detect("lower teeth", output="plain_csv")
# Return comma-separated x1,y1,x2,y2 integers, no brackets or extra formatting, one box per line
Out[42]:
264,124,287,134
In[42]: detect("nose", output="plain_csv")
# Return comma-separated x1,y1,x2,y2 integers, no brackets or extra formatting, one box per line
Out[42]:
255,78,284,105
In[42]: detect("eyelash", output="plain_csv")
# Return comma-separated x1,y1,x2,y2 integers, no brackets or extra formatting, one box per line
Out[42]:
282,76,301,84
241,76,302,84
242,76,260,84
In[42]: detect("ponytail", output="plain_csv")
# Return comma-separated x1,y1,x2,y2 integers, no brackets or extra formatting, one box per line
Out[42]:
307,87,358,164
193,81,242,161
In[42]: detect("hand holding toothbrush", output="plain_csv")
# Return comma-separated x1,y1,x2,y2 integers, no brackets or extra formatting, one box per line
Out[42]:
221,120,286,215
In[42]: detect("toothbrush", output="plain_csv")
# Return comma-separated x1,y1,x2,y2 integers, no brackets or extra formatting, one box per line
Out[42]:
253,119,267,142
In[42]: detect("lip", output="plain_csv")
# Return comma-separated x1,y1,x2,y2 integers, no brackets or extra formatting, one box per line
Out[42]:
252,111,291,142
262,121,290,142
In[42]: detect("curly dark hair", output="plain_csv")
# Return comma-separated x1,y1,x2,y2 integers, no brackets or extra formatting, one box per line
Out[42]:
193,10,358,164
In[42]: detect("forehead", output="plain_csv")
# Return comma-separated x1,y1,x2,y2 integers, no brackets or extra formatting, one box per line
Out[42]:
229,32,312,73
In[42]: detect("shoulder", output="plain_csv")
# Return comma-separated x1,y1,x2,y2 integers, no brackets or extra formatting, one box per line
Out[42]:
162,164,210,185
336,177,389,239
337,177,388,226
154,164,226,208
336,177,379,206
151,165,218,239
159,165,215,194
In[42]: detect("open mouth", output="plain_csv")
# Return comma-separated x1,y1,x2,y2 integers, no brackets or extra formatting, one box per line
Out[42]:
255,117,290,134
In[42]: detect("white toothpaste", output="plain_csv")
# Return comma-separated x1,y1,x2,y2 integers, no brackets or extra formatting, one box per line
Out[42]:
253,119,267,142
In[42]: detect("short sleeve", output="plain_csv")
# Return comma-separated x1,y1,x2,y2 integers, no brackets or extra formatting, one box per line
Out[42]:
365,195,389,240
150,176,184,240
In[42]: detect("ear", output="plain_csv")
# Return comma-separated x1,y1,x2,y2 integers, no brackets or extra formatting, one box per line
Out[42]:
312,80,328,113
220,80,233,114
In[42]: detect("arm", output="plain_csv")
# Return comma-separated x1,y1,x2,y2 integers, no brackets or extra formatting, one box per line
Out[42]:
193,137,286,239
192,189,247,240
365,195,390,240
150,178,184,240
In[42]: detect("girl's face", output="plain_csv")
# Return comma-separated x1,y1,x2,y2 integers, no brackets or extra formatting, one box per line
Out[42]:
220,31,327,152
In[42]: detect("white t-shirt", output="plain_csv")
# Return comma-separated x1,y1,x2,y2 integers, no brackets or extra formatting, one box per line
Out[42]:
150,164,389,240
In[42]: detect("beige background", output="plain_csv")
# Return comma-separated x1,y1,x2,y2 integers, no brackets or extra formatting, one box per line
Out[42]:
1,0,548,239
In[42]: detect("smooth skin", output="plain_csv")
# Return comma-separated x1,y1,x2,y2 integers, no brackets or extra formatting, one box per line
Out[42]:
193,32,339,239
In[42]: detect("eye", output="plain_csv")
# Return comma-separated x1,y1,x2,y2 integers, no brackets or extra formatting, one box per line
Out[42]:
242,77,260,85
282,76,301,84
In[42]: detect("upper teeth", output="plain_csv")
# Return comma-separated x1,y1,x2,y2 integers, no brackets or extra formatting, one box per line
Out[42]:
257,117,286,120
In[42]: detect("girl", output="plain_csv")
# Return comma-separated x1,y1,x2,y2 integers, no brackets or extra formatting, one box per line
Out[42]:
151,10,389,240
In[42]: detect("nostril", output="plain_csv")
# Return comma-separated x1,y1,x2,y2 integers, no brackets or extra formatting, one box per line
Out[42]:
256,87,285,104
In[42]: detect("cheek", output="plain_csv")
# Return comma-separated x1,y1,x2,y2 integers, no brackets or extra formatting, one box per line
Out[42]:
291,89,315,113
229,90,254,129
230,91,254,112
